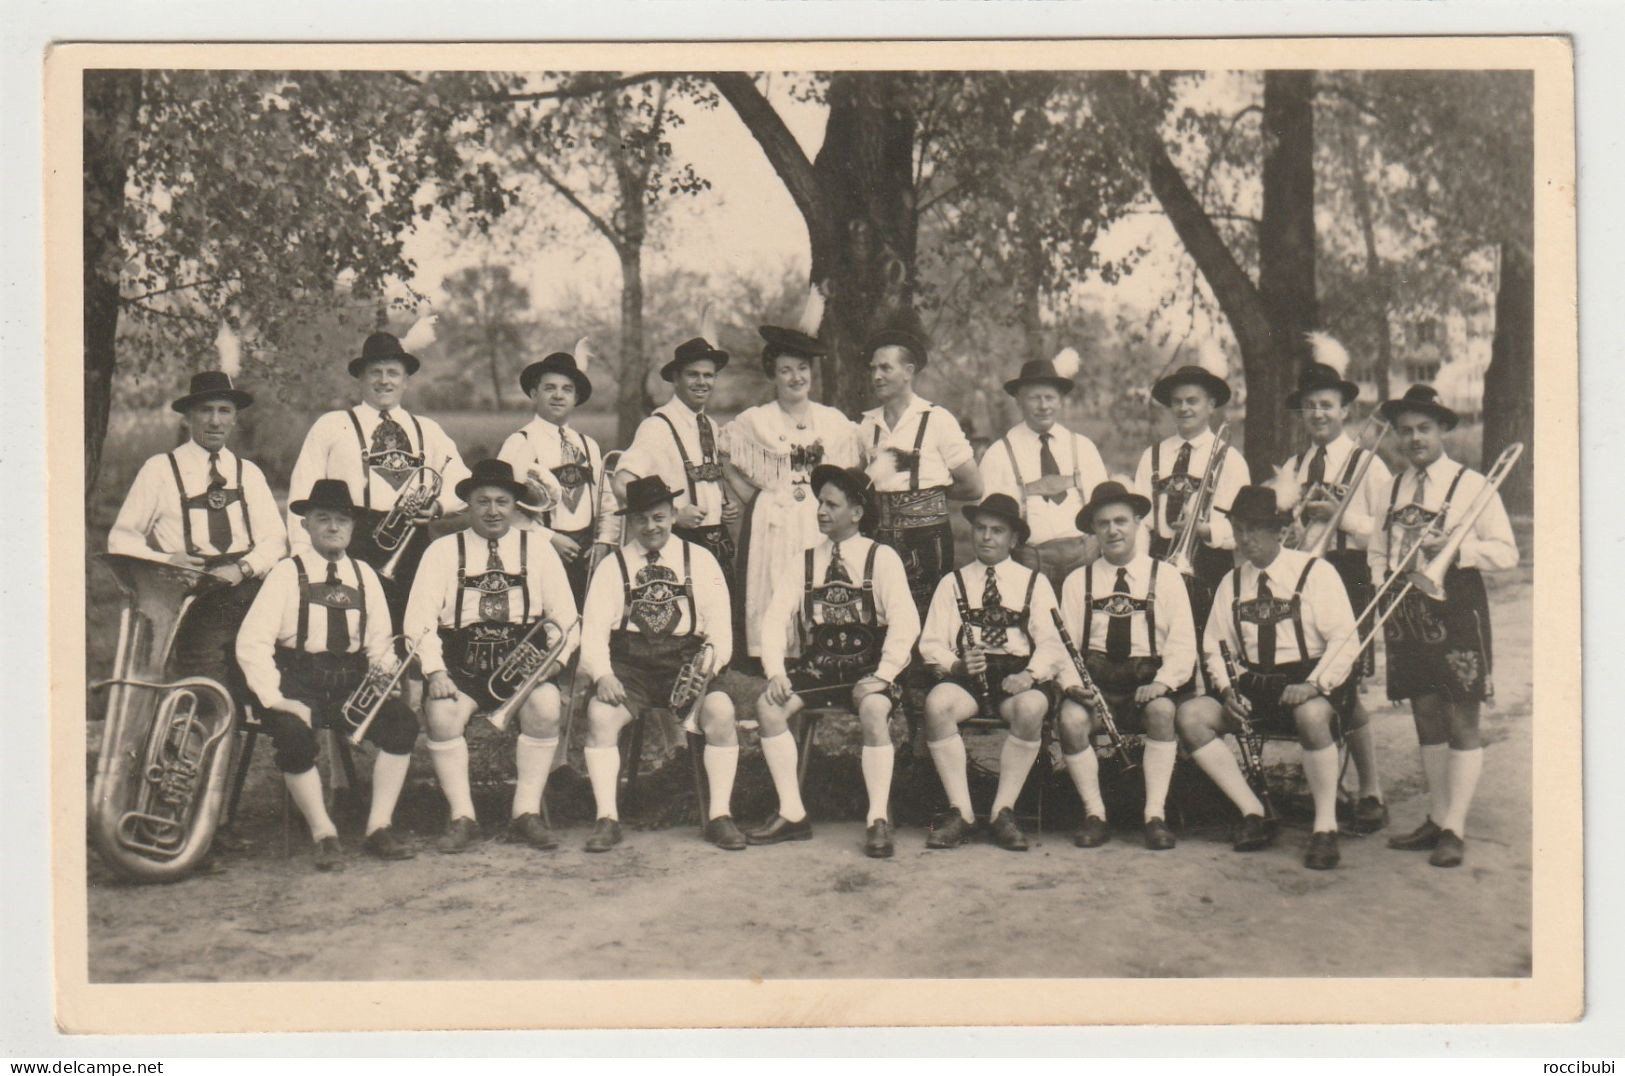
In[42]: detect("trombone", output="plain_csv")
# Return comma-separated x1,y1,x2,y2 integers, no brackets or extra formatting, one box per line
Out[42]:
1161,422,1231,578
341,633,425,745
375,465,444,580
1291,413,1392,557
487,617,581,732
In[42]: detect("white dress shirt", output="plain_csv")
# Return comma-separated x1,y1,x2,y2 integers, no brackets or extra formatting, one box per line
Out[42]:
108,440,287,576
918,557,1066,680
759,533,920,684
497,415,605,534
618,398,727,526
1280,431,1393,552
579,537,733,684
234,551,393,712
859,394,974,493
1367,453,1519,577
979,422,1108,544
285,402,470,555
1133,428,1250,550
1202,548,1357,693
1056,553,1197,691
404,527,577,678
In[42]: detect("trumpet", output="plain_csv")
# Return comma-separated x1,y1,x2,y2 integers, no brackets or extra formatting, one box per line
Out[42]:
376,465,444,580
488,617,581,732
1050,608,1138,772
1291,414,1391,556
518,467,561,517
1162,423,1231,578
670,639,718,734
341,633,425,745
1217,640,1275,820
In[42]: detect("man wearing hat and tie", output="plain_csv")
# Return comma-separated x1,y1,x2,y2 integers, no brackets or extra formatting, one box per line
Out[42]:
285,329,471,626
110,370,287,699
750,465,919,858
917,493,1067,852
1370,383,1518,868
498,342,607,604
1055,481,1197,852
235,480,420,870
978,354,1109,592
578,474,742,853
1175,484,1359,870
404,459,577,855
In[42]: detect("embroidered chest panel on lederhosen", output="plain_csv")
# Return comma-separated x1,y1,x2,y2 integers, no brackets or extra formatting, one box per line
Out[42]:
521,425,596,524
656,413,724,502
166,451,254,562
616,543,697,638
801,544,883,669
291,555,368,653
1381,465,1468,646
1082,561,1161,659
1383,464,1467,566
1151,440,1207,533
348,408,426,505
951,566,1038,655
1232,559,1318,669
448,531,531,674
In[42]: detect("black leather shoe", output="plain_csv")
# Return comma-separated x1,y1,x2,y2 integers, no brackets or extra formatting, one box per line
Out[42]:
1232,813,1276,852
746,813,813,845
705,815,748,851
437,816,480,854
1074,814,1111,848
1429,829,1465,868
1387,817,1443,851
584,817,623,853
362,825,416,861
988,807,1029,851
1143,817,1176,851
1348,796,1390,835
313,836,345,872
925,811,973,849
508,812,559,851
1304,830,1340,870
864,820,895,859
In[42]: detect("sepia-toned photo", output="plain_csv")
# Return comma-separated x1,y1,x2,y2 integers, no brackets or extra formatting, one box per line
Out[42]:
46,38,1581,1032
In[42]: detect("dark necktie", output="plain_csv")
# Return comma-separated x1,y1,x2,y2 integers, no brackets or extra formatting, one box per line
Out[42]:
1037,432,1064,504
1306,445,1328,489
697,413,717,465
325,561,350,653
826,543,851,584
205,451,233,553
981,566,1007,647
1166,440,1195,527
1255,573,1276,668
372,408,407,453
485,538,510,621
1106,567,1133,660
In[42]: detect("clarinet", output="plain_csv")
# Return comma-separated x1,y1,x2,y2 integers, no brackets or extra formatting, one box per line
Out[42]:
1218,640,1276,820
955,621,998,721
1050,608,1139,773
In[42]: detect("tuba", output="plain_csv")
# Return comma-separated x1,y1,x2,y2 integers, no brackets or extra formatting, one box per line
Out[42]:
90,554,238,882
375,465,444,580
1291,414,1392,556
487,617,581,731
341,633,425,745
1161,423,1231,578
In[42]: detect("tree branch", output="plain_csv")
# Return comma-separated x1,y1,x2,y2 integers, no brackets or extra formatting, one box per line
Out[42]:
487,73,661,104
524,149,624,251
123,298,214,325
122,274,239,303
710,72,832,251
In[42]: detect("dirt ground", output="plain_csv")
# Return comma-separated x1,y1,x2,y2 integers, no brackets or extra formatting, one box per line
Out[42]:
85,568,1532,983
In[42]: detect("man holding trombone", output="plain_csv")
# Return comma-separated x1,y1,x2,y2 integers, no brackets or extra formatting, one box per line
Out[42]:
235,480,421,871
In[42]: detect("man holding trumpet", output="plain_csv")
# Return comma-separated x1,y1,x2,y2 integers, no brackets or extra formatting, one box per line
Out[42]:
235,480,421,871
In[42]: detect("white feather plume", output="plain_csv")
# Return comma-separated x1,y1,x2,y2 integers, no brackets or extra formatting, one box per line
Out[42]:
1196,339,1228,379
865,444,900,489
401,313,438,352
796,283,827,338
573,336,594,373
214,320,241,377
699,302,720,349
1051,346,1081,380
1269,462,1304,512
1306,330,1350,375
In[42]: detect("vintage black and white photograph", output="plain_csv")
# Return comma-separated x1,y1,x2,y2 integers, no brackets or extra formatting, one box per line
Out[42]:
51,38,1579,1029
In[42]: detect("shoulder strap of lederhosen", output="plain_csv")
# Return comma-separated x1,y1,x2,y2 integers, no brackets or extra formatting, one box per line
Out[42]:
861,542,879,623
408,412,424,454
1066,430,1085,491
801,547,816,635
453,532,467,628
1146,560,1160,659
345,409,373,512
1232,569,1247,664
293,555,311,650
614,547,632,630
1019,566,1038,644
1440,464,1468,520
1001,435,1027,512
236,455,254,547
682,540,696,630
519,531,531,624
1291,556,1318,660
166,451,199,556
352,555,368,652
909,409,931,491
654,413,697,501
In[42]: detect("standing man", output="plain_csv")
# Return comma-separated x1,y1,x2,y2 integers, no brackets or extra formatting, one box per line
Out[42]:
750,465,920,858
1371,384,1518,868
499,344,607,604
917,494,1066,852
979,356,1109,591
286,330,470,626
404,459,577,855
1175,485,1359,871
110,370,286,700
578,476,742,853
860,327,982,615
1056,481,1197,851
235,480,420,870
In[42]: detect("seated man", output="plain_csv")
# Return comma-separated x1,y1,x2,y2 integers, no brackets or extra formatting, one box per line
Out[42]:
750,465,920,858
918,493,1067,851
578,475,743,853
234,480,419,870
404,459,577,855
1175,485,1359,871
1055,481,1197,851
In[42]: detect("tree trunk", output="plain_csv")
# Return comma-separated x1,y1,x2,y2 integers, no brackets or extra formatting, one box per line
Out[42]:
83,70,143,502
1340,122,1393,401
615,244,648,446
1482,240,1533,515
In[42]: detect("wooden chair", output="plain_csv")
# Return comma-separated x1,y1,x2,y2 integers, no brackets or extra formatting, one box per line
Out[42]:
616,707,710,827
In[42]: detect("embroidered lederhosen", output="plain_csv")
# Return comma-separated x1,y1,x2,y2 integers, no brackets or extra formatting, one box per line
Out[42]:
1147,439,1233,638
939,566,1056,710
1294,445,1377,678
519,425,597,599
1079,562,1171,735
1229,558,1354,735
164,451,261,690
872,410,954,613
1380,465,1493,702
787,544,897,709
343,408,431,577
606,543,707,715
657,412,737,576
438,531,532,709
1002,432,1094,590
165,450,254,568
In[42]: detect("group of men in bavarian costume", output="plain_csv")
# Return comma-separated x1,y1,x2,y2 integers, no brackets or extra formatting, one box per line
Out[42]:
235,480,420,870
751,465,920,858
578,475,743,853
917,493,1068,853
1370,383,1518,868
1055,481,1198,852
977,357,1109,592
285,330,471,626
109,370,287,707
403,458,578,855
1175,484,1360,871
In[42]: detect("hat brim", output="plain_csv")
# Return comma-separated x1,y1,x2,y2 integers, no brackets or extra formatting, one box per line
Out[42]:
289,498,358,518
809,464,869,503
1378,398,1459,431
1151,369,1232,408
760,325,827,361
615,491,679,517
171,389,254,413
1003,375,1075,398
520,362,593,405
961,503,1031,544
1213,503,1293,528
660,348,730,382
1287,380,1360,408
348,353,421,378
1076,492,1152,533
454,477,528,502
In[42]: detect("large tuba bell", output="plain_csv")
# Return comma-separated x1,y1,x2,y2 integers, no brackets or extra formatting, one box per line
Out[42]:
90,554,238,882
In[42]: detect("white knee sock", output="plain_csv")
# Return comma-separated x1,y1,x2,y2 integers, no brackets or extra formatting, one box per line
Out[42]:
1191,739,1265,817
927,735,975,822
1441,747,1484,837
365,750,411,836
584,744,621,821
513,734,558,818
286,767,336,841
861,744,895,824
1064,748,1107,818
759,730,806,822
1142,739,1177,822
991,735,1041,815
704,744,739,820
1302,743,1341,834
1421,742,1451,823
426,737,476,822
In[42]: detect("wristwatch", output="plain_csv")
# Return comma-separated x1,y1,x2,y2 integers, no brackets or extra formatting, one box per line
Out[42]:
237,561,257,580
